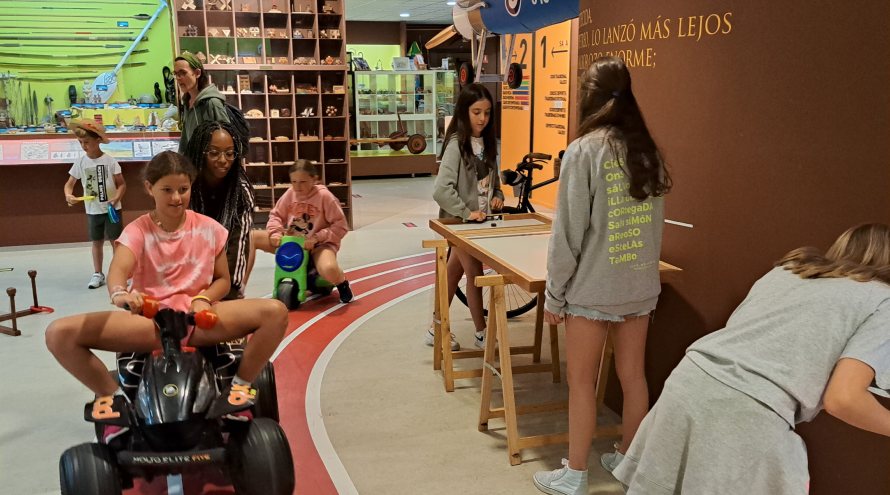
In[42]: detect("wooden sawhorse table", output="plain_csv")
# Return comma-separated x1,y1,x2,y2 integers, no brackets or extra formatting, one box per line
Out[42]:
427,213,681,465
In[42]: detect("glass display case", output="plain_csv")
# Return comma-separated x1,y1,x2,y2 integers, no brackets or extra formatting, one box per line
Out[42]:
352,70,438,157
435,69,457,143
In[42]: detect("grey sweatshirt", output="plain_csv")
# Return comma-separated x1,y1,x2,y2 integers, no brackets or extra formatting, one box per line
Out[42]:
433,136,504,220
545,129,664,316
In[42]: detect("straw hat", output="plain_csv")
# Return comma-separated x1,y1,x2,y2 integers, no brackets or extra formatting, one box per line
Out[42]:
69,119,110,144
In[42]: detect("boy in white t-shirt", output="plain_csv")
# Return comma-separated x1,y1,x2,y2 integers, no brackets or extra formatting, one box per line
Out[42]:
63,120,126,289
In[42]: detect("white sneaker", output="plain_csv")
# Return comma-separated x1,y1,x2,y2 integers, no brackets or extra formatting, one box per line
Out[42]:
600,448,625,473
533,459,588,495
424,327,459,351
474,329,486,349
88,272,105,289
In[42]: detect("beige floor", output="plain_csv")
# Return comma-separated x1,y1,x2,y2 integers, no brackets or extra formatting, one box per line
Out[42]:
0,176,624,494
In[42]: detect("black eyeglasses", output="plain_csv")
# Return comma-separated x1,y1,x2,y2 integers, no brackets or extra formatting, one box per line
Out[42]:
205,149,236,161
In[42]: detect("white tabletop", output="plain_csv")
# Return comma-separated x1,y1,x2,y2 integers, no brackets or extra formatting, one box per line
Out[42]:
445,218,547,232
471,232,551,282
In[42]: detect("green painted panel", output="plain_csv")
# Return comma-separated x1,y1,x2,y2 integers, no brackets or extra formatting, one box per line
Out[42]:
0,0,175,125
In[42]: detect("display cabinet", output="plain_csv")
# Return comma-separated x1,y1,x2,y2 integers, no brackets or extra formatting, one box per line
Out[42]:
434,69,457,144
173,0,352,227
351,70,449,176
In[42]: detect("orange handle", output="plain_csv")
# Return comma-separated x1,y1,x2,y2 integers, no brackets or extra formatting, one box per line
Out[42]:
142,297,160,319
193,310,218,329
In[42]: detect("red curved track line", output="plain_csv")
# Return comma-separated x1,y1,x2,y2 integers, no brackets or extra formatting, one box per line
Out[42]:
124,253,435,494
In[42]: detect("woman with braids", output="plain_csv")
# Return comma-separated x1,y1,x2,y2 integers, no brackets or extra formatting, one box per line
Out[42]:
607,223,890,494
183,120,254,299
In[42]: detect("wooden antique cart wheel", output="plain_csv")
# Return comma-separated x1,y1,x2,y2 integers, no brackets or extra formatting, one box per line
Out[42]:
407,134,427,154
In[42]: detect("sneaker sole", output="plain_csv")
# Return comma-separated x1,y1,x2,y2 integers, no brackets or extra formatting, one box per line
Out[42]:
533,477,578,495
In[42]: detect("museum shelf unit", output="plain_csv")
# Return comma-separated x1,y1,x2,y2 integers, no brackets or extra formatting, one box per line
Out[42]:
173,0,353,227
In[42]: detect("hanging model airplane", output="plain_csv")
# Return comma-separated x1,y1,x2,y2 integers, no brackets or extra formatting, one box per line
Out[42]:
426,0,579,88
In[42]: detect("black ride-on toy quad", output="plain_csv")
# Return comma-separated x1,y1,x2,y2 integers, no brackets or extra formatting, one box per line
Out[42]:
58,298,294,495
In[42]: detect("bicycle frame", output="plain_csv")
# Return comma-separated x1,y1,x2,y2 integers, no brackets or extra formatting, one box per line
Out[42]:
501,152,561,213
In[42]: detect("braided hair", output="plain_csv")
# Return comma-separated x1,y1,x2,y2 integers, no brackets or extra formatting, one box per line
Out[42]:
183,120,254,233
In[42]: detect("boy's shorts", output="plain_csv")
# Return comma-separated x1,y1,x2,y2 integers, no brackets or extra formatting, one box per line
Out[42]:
87,210,123,241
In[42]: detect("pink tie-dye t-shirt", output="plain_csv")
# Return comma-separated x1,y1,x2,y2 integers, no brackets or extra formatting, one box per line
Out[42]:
116,210,228,312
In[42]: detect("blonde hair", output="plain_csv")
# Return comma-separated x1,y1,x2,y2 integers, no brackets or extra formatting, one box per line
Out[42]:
776,223,890,284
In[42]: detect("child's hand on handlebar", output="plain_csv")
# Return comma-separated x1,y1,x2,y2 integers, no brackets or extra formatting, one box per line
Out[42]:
304,236,317,250
190,297,213,314
270,234,282,247
114,290,146,315
467,211,486,222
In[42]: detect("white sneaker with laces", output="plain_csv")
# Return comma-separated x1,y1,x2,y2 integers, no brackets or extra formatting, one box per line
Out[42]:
474,329,486,349
88,272,105,289
533,459,588,495
600,449,625,473
424,328,459,351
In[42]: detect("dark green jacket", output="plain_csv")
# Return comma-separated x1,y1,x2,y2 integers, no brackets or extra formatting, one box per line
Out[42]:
178,85,229,152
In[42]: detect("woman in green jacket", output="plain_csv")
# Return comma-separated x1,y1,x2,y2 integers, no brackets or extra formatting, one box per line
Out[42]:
174,51,230,152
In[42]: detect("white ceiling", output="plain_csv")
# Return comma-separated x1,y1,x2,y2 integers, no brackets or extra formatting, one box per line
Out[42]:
344,0,455,24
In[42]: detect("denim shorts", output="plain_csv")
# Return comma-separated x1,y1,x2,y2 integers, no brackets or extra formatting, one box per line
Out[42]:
565,304,652,323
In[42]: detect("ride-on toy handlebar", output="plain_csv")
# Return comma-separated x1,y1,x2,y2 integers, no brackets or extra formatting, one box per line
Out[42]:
128,296,218,329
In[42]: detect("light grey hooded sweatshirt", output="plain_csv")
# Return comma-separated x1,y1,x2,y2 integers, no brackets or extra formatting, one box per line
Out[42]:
545,129,665,316
433,136,504,220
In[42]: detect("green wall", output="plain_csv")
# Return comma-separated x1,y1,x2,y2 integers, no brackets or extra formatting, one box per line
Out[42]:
347,44,401,71
0,0,175,125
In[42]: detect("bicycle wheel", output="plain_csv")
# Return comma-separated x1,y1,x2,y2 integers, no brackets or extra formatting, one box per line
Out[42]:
449,247,538,318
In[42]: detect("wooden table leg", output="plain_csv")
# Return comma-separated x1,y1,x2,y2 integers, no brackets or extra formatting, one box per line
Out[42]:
492,283,523,465
532,291,544,363
478,280,500,433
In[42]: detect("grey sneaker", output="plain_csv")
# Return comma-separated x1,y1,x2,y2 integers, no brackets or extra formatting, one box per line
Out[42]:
424,327,459,351
88,272,105,289
533,459,588,495
600,448,625,473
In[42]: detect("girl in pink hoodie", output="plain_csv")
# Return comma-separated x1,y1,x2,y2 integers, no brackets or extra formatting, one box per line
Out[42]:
247,160,352,302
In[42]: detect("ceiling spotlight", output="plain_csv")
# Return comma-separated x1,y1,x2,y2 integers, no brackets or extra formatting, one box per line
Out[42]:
400,12,410,17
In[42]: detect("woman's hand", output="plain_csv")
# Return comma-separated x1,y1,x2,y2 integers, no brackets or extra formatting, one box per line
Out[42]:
467,210,486,222
544,309,564,325
491,197,504,211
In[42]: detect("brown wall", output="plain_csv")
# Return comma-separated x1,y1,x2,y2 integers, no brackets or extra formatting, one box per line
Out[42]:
577,1,890,493
344,21,402,45
0,163,153,246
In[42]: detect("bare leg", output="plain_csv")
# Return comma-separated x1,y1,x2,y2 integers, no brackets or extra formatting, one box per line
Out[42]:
455,248,485,332
189,298,288,381
565,315,609,471
312,246,345,285
45,311,161,395
611,314,651,453
91,240,104,273
444,248,466,306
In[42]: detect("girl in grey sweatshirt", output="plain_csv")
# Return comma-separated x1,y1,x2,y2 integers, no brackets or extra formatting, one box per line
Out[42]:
534,56,672,495
427,83,504,351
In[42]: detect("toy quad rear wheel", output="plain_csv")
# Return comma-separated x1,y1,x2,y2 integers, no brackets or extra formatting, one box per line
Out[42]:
60,443,122,495
277,279,300,310
228,418,295,495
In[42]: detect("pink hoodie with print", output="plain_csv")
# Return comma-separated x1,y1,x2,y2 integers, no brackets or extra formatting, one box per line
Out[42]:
267,185,348,251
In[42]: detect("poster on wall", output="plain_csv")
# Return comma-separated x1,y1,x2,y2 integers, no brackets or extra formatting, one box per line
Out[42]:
530,20,572,208
500,32,534,199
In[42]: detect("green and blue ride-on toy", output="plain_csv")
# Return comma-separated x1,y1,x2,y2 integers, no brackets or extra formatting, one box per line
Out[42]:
273,235,334,310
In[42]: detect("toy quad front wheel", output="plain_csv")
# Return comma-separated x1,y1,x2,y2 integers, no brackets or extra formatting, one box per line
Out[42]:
228,418,295,495
59,443,122,495
276,279,300,310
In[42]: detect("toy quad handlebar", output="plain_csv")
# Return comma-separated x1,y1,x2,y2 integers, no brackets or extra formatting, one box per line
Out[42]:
127,296,218,329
